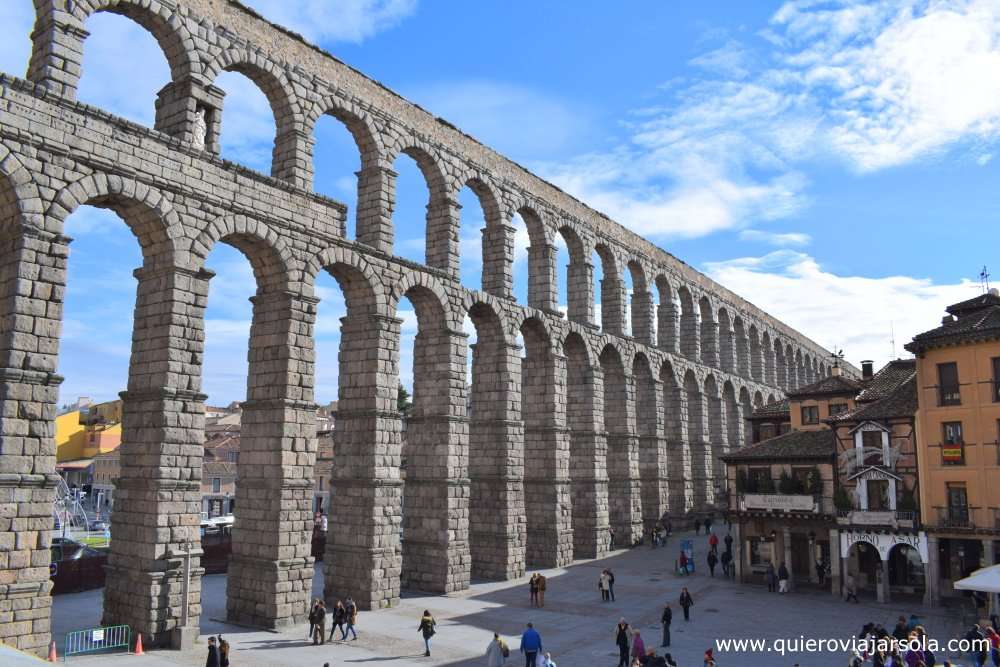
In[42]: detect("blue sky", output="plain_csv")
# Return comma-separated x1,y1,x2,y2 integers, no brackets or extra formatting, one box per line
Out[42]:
1,0,998,406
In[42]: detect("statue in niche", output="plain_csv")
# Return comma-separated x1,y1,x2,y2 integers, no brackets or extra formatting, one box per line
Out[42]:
192,108,208,150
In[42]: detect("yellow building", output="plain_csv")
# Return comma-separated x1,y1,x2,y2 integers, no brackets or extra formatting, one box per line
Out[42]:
55,400,123,462
906,290,1000,605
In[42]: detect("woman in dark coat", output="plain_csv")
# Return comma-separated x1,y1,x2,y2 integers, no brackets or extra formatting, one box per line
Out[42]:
614,618,631,667
418,609,436,657
679,587,694,622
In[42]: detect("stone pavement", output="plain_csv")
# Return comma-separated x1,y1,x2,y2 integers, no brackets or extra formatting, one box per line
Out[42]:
51,531,969,667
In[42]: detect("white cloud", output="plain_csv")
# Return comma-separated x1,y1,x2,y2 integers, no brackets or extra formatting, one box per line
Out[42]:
704,250,975,368
739,229,812,247
243,0,417,44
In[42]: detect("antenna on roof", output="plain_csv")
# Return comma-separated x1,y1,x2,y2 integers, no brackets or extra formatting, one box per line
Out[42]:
981,265,991,293
889,321,896,361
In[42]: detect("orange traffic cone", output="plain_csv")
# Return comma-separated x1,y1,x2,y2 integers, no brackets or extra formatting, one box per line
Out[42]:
47,640,57,662
134,633,144,656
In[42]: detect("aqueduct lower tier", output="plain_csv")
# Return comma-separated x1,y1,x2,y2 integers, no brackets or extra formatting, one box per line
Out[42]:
0,0,849,655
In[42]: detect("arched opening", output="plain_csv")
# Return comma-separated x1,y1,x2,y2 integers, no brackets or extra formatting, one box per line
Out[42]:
655,276,678,354
460,180,502,294
391,148,445,268
600,345,639,548
888,544,926,599
754,391,764,409
660,361,689,517
683,370,708,510
846,542,882,599
558,226,588,324
565,332,605,559
748,325,762,382
704,375,725,507
78,10,171,125
594,244,623,335
794,349,804,391
627,261,652,343
517,207,554,311
699,297,718,368
634,353,662,534
734,317,749,378
313,115,362,237
521,317,572,567
678,287,698,360
774,339,787,391
718,309,734,374
467,301,523,580
214,70,279,173
0,3,34,77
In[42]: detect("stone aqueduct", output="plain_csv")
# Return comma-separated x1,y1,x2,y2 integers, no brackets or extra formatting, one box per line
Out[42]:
0,0,852,654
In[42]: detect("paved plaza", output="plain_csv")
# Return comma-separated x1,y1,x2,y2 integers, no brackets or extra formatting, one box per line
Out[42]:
51,531,970,667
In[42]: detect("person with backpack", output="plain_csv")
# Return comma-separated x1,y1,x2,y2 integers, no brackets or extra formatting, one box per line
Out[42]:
486,632,508,666
343,596,358,640
216,635,230,667
614,618,631,667
418,610,436,657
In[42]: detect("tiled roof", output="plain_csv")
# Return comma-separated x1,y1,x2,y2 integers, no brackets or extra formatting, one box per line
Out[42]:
721,429,835,462
830,376,917,423
750,398,789,419
855,359,916,403
907,293,1000,353
786,374,863,399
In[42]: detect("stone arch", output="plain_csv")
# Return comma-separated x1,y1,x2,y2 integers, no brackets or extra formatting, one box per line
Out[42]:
704,374,725,507
192,213,297,292
558,223,590,324
654,275,678,353
306,94,384,169
513,204,555,311
387,140,454,272
794,348,804,391
699,296,718,368
660,358,687,516
748,324,762,382
47,174,181,265
594,242,625,335
723,380,740,456
684,368,708,510
303,245,387,312
390,270,458,331
734,316,749,378
678,286,698,360
754,390,764,408
762,331,775,386
718,308,735,374
30,0,199,97
0,142,44,234
627,260,653,345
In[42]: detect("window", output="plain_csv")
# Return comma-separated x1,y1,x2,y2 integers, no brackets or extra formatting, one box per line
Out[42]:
993,357,1000,402
866,479,889,511
941,421,964,465
937,362,961,406
829,403,848,416
861,430,884,466
212,478,221,493
749,537,774,567
801,405,819,425
759,424,776,441
749,467,772,491
946,483,969,524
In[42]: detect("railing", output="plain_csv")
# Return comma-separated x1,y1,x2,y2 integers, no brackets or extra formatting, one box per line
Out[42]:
64,625,131,660
934,506,975,529
938,385,961,406
836,509,917,527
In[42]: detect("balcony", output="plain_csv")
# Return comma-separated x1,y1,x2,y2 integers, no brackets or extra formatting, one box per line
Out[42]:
836,509,916,529
932,506,977,530
737,493,820,514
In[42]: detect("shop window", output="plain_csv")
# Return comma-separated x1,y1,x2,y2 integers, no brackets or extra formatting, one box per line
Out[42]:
941,422,964,465
937,362,961,406
801,405,819,425
749,537,774,567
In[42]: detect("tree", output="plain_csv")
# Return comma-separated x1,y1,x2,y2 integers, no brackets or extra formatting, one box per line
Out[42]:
397,384,412,415
834,485,853,512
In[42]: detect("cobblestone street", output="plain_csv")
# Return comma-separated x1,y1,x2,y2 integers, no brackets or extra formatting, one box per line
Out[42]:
51,531,969,666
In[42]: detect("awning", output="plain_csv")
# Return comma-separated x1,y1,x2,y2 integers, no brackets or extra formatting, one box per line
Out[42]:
56,460,93,471
954,564,1000,593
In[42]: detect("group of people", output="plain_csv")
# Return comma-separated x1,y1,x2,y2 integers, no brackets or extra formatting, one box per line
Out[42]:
764,561,791,594
598,568,617,601
528,572,548,607
204,635,230,667
648,517,672,548
307,596,358,645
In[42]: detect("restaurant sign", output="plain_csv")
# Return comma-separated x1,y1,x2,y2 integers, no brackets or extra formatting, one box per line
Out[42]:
740,494,816,512
839,529,928,563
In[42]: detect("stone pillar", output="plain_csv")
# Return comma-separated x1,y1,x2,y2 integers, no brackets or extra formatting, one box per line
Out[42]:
524,349,573,568
737,332,751,379
605,367,642,547
878,558,890,603
0,230,69,655
706,392,726,507
631,289,655,346
731,522,744,583
680,308,700,361
687,390,711,510
469,339,526,580
568,365,609,560
425,196,461,277
226,290,318,628
567,261,595,327
638,379,667,536
325,312,404,609
701,320,720,369
657,297,680,355
782,527,794,593
27,7,87,98
402,327,471,592
925,535,940,607
830,529,842,598
154,78,226,150
528,242,558,313
600,275,626,335
482,224,514,300
355,163,396,253
104,265,212,647
271,127,313,189
664,383,691,519
719,323,736,374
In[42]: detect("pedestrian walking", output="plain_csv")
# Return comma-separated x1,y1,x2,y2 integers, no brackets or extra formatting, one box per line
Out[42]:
417,610,435,657
609,526,616,551
529,573,539,607
708,532,719,553
217,635,229,667
661,602,672,647
310,601,326,645
678,549,688,575
607,568,616,601
707,550,718,577
720,549,731,577
542,652,557,667
765,562,776,593
615,618,631,667
816,559,826,586
599,569,611,601
778,562,790,594
343,596,358,640
329,600,346,642
724,532,733,553
307,598,320,640
205,636,220,667
694,519,701,536
631,629,646,662
486,632,508,666
679,587,694,622
845,573,859,603
704,517,712,534
537,573,547,607
520,622,543,667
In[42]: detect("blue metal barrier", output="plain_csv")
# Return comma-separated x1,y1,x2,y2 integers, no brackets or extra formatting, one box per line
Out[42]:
64,624,131,661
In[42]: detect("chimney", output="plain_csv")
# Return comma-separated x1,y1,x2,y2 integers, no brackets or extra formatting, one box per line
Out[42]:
861,360,873,380
831,365,843,377
942,314,954,325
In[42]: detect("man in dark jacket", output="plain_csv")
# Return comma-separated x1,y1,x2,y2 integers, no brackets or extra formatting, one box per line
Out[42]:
892,616,909,641
311,601,326,645
205,636,220,667
661,603,672,647
707,551,718,577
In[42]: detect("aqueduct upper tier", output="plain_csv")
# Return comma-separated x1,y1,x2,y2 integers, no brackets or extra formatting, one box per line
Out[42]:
0,0,854,655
